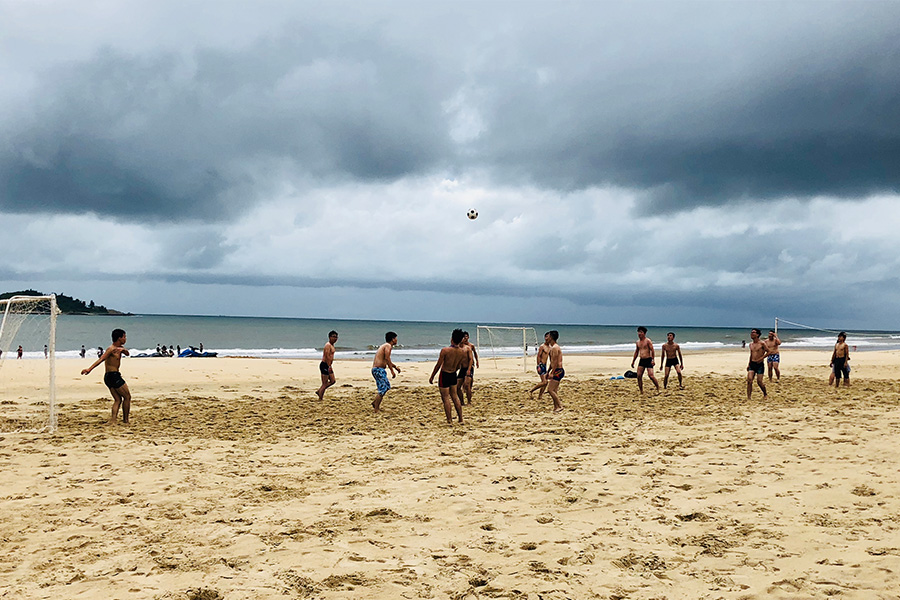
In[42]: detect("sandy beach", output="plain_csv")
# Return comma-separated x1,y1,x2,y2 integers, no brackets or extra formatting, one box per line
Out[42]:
2,349,899,599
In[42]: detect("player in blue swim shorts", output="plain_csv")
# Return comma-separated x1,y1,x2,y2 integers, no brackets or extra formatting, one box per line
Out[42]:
765,330,782,381
372,367,391,395
371,332,401,412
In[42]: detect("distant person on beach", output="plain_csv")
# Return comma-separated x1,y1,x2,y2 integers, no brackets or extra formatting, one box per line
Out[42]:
765,330,782,381
830,332,851,387
80,345,86,359
317,330,338,400
660,332,684,389
372,332,400,413
631,326,660,394
429,329,467,424
199,343,204,352
97,347,103,358
81,328,132,424
457,331,478,405
17,345,23,359
530,337,551,399
43,345,48,358
545,330,564,412
177,345,181,355
746,328,769,400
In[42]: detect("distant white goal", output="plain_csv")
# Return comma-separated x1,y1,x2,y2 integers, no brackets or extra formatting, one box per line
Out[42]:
0,295,58,434
476,326,539,372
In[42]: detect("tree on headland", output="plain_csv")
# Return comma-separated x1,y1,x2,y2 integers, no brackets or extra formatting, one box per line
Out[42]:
0,290,130,315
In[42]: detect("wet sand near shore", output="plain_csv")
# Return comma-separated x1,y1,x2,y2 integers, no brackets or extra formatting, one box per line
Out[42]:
2,353,900,599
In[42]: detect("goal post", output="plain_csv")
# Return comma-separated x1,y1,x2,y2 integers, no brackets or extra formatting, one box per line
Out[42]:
0,294,58,433
476,325,539,373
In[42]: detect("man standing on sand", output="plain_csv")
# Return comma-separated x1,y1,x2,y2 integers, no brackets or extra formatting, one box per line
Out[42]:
317,330,338,400
372,332,401,412
530,337,551,399
545,331,565,412
746,328,769,400
456,331,478,405
660,332,684,389
81,328,132,424
830,331,851,388
765,330,782,381
430,328,467,424
631,326,660,394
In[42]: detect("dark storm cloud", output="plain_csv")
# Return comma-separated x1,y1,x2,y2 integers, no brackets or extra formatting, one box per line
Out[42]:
3,1,899,223
1,26,456,221
464,2,900,210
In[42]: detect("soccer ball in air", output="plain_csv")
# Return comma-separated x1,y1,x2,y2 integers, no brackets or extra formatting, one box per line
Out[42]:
467,209,478,220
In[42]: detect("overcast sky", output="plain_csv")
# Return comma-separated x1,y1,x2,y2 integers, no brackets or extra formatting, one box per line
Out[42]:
2,1,899,328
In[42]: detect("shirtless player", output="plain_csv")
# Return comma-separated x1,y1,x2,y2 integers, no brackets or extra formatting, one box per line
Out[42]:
456,331,478,405
545,331,564,412
530,337,551,399
765,330,782,381
746,328,769,400
660,332,684,389
830,332,851,388
372,332,401,412
81,328,132,424
430,329,467,424
316,330,338,400
631,326,660,394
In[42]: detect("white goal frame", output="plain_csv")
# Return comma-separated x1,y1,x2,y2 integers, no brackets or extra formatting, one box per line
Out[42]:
476,325,539,373
0,294,58,433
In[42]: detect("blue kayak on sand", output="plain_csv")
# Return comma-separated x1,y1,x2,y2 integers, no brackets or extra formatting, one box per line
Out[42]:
178,349,218,358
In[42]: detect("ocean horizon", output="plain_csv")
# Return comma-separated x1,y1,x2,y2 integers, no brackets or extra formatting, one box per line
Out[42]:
6,314,898,362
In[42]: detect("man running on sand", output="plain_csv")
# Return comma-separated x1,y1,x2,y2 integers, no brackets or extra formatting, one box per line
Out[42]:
429,328,467,424
631,326,660,394
660,332,684,389
317,330,338,400
765,330,782,381
81,328,132,424
372,332,401,412
530,337,551,399
830,331,851,388
746,328,769,400
544,331,565,412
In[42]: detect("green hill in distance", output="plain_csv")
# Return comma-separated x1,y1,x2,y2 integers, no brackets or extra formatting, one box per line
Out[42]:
0,290,131,315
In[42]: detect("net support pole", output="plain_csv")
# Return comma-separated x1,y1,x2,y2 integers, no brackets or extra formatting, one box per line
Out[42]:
522,328,527,373
775,317,778,335
48,294,57,433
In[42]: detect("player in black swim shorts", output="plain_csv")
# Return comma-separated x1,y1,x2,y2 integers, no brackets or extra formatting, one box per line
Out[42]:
439,370,458,388
429,329,467,424
81,328,132,424
317,331,338,400
631,326,660,394
104,371,126,389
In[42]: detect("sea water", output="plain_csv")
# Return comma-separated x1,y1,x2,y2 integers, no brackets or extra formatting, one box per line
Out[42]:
25,314,900,362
